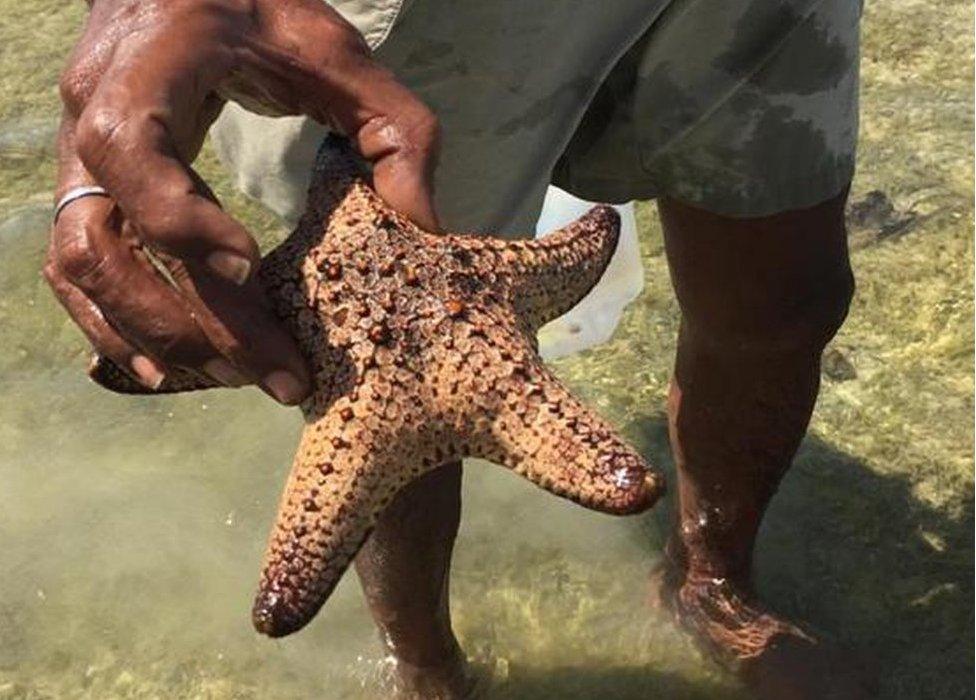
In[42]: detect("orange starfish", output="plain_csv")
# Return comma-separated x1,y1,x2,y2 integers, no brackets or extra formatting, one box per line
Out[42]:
90,136,665,637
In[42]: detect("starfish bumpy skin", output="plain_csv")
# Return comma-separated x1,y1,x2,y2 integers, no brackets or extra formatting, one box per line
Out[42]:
90,136,665,637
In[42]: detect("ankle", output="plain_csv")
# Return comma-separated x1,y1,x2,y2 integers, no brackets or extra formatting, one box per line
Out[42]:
388,644,475,700
664,532,753,590
384,634,463,671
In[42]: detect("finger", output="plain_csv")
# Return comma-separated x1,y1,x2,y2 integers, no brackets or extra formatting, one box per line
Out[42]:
247,2,442,230
177,268,313,405
360,111,441,232
52,196,250,389
49,114,167,389
74,29,259,284
44,247,166,390
53,111,248,390
112,222,312,404
71,35,311,403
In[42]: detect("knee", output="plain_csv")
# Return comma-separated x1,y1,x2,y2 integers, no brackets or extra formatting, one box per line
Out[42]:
814,267,855,342
686,267,855,357
782,266,854,349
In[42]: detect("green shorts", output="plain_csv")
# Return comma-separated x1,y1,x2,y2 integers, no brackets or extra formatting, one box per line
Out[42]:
212,0,861,235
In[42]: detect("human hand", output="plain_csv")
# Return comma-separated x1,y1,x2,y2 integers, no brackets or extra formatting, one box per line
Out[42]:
46,0,440,403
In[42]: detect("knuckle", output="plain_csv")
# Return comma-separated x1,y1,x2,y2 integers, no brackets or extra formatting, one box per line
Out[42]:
137,315,213,368
42,255,63,288
408,106,440,144
75,105,137,168
169,0,252,40
365,106,440,162
396,106,440,161
55,225,117,291
59,33,113,113
59,64,95,115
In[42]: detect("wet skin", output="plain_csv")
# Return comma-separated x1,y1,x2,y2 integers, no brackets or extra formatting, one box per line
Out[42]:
656,190,874,700
47,1,870,698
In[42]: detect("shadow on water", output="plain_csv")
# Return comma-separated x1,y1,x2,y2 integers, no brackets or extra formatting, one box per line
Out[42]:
621,414,975,700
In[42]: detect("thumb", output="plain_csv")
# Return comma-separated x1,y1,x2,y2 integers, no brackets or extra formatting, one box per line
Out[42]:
358,110,441,232
259,1,443,230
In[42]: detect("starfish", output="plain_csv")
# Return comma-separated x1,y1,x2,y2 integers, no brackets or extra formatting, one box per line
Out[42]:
89,136,665,638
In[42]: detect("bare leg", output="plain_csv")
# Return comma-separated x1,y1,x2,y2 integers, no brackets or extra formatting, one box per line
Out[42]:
655,189,873,698
355,461,474,699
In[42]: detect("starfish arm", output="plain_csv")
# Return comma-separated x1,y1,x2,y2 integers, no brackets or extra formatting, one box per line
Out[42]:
251,400,448,638
511,205,621,329
445,205,621,330
470,357,664,515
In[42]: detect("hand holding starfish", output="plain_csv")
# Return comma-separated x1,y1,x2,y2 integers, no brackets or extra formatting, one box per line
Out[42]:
46,0,440,404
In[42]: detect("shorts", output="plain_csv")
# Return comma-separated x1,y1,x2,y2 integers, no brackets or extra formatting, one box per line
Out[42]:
211,0,861,236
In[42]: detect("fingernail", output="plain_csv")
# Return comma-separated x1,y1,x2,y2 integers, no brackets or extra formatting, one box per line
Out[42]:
207,250,252,285
263,370,309,405
131,354,165,390
203,358,250,387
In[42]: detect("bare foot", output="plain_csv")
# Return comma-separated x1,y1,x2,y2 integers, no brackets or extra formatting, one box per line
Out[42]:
388,646,483,700
652,559,877,700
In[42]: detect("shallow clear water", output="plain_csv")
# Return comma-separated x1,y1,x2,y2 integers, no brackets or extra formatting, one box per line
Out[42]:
0,361,740,699
1,1,974,699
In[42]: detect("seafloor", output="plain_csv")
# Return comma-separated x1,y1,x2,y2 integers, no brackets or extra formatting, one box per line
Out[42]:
0,2,972,699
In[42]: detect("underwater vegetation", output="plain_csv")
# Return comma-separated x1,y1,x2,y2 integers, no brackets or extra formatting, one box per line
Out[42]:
0,0,972,698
